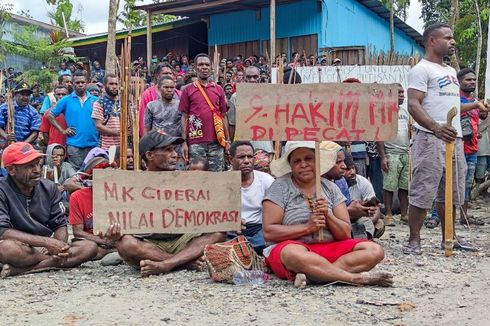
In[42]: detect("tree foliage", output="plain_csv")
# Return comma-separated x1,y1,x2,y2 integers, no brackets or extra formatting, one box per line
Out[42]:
118,0,178,29
46,0,85,33
379,0,411,21
420,0,489,96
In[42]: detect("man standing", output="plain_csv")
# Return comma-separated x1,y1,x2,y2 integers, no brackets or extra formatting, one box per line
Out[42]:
229,141,274,254
144,76,181,136
91,74,120,150
406,23,472,254
179,54,231,171
48,71,99,170
39,85,69,147
458,68,488,225
90,60,105,84
0,142,97,277
376,84,410,226
40,74,73,114
139,64,177,136
104,130,225,276
0,82,41,144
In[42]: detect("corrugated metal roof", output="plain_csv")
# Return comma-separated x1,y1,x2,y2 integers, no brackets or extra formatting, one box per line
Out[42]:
135,0,423,46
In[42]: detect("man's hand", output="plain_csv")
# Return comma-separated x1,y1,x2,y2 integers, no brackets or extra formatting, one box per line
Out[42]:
45,238,70,257
6,133,16,143
181,142,189,162
349,200,372,218
225,141,231,156
63,127,76,137
433,124,457,143
380,157,389,172
102,223,123,243
315,197,329,217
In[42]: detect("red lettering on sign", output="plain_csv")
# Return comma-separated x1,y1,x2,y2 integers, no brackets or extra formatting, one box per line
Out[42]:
275,103,290,125
251,125,266,140
291,102,310,125
303,127,320,140
244,95,263,123
308,97,326,128
142,187,155,199
104,182,118,201
175,189,183,201
138,213,149,228
162,209,174,228
122,186,134,202
285,127,300,139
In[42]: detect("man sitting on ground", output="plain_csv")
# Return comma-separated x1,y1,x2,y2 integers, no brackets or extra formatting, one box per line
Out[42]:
69,157,117,261
103,130,225,276
0,142,97,277
322,144,382,239
228,141,274,254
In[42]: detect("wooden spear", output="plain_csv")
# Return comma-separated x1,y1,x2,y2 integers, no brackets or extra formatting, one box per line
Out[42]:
444,107,457,257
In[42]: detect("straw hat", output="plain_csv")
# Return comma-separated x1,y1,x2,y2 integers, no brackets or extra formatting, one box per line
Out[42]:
270,141,342,178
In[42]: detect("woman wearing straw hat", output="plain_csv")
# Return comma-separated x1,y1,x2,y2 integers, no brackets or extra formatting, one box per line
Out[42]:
262,141,393,288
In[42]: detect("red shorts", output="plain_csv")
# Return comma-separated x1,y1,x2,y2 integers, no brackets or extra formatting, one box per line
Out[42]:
265,239,367,280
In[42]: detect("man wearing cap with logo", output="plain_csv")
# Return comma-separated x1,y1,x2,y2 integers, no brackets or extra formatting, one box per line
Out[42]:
0,82,41,144
0,142,97,278
103,130,225,277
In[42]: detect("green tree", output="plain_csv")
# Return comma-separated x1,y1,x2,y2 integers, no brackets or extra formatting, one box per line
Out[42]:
4,24,72,91
45,0,85,33
420,0,489,96
0,1,13,62
119,0,178,29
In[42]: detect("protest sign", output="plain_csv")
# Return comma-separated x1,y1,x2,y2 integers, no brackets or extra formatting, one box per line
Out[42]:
93,170,242,235
235,82,399,141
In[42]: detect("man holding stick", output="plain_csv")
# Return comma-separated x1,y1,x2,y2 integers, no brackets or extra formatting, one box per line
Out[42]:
405,23,475,254
103,130,225,276
0,82,41,144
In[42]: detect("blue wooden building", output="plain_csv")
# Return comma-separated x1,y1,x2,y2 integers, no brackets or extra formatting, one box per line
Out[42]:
137,0,423,64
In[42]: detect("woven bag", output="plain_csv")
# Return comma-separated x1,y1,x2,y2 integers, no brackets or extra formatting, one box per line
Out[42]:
204,235,264,283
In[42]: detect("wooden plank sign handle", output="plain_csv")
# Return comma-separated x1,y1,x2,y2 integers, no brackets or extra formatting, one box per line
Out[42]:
315,141,324,241
444,106,457,257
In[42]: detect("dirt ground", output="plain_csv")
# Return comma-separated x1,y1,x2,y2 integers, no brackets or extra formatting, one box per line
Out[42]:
1,199,489,326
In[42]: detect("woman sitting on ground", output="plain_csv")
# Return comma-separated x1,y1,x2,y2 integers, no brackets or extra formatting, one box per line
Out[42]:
262,141,393,287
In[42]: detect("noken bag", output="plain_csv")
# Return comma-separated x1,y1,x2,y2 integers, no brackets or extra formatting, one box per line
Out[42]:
204,235,264,283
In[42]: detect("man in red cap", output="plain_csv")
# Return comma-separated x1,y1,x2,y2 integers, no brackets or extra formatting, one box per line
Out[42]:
0,142,97,277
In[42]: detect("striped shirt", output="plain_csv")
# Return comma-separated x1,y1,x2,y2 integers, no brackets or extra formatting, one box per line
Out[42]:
0,101,41,142
91,95,120,150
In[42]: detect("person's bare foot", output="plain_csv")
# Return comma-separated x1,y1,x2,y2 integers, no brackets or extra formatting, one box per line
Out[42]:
358,271,394,287
1,264,27,278
140,260,172,277
294,273,307,289
185,256,206,272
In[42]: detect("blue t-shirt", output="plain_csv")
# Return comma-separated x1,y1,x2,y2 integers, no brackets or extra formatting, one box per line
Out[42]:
51,92,99,148
335,177,352,206
0,101,41,141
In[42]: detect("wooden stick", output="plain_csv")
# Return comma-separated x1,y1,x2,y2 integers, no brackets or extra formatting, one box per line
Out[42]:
120,37,129,170
444,107,457,257
6,91,15,139
315,141,324,241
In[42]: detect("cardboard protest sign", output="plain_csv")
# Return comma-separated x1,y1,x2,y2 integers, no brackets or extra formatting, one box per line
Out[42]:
235,83,399,141
93,170,242,235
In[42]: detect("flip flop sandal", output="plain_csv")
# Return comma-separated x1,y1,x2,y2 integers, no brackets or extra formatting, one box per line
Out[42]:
424,215,440,229
454,239,480,252
403,243,422,255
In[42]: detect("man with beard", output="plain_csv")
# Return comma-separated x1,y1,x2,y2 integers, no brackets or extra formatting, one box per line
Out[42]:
406,23,474,254
179,54,230,171
322,144,381,239
103,130,225,276
228,141,274,254
0,142,97,277
0,82,41,144
48,71,99,170
457,68,488,226
91,74,120,150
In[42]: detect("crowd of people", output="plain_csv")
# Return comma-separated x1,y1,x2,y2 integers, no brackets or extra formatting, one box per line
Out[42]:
0,23,489,287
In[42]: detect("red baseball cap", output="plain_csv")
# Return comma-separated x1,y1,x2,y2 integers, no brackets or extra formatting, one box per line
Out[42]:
2,142,45,167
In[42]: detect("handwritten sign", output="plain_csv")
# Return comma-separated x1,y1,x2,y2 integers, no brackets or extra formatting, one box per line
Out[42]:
235,83,399,141
296,65,411,88
93,170,242,234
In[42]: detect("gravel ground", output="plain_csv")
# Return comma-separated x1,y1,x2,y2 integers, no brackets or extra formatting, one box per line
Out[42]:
1,200,489,326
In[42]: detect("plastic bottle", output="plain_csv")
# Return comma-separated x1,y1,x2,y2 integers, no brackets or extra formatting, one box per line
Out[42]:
232,270,269,285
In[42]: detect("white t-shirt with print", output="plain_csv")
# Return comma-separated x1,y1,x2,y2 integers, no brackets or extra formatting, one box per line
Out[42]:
408,59,462,137
241,170,275,224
